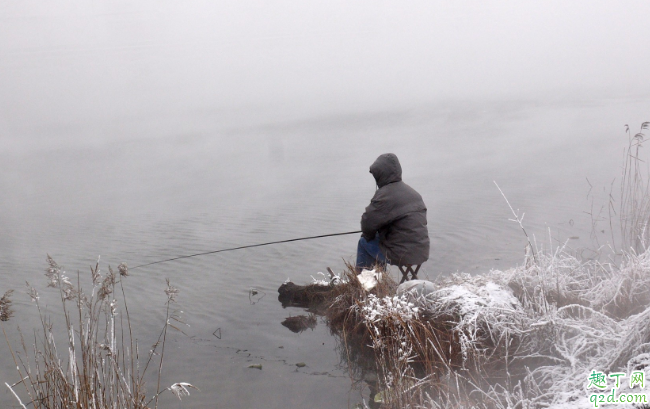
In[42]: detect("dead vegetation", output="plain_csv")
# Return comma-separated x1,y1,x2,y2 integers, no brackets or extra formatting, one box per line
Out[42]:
621,122,650,253
0,255,195,409
312,244,650,409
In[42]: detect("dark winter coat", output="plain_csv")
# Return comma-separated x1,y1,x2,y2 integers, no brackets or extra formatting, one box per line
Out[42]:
360,153,430,266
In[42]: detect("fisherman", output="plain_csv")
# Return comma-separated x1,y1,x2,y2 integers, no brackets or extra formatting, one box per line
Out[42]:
357,153,430,272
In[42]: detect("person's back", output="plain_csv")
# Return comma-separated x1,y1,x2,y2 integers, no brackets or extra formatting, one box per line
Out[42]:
357,153,430,270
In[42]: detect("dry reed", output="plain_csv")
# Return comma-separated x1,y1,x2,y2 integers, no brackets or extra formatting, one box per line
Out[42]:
621,122,650,252
328,245,650,408
1,255,195,409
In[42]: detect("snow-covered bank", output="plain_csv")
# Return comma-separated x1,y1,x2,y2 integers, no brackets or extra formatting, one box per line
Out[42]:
322,245,650,408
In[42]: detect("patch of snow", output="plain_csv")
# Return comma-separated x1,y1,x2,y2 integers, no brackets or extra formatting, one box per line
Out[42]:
310,271,347,286
359,294,419,323
396,280,436,301
310,272,330,286
433,281,521,317
357,269,382,291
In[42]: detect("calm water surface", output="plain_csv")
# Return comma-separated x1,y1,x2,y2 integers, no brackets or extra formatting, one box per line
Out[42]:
3,1,650,407
1,97,649,407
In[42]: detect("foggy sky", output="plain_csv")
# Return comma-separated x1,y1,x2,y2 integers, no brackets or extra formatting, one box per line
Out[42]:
1,1,649,140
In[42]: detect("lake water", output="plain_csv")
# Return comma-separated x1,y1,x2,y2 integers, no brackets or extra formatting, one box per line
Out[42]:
2,2,650,406
1,96,649,408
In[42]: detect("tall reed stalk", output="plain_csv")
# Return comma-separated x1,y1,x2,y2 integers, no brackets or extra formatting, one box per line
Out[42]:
620,122,650,252
1,256,196,409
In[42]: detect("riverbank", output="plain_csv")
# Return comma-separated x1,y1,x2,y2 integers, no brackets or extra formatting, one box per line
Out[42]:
282,244,650,408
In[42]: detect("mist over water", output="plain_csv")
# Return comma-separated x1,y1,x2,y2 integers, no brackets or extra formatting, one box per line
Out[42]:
1,2,650,408
2,0,650,138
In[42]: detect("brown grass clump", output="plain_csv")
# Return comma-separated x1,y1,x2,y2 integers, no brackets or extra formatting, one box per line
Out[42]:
322,265,516,407
1,255,196,409
314,264,395,381
323,265,523,407
357,274,528,408
326,264,397,329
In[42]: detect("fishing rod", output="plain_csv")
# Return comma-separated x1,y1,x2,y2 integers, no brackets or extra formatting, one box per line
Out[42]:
130,230,362,270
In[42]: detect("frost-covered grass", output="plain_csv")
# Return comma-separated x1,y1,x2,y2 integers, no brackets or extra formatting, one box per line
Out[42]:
327,245,650,409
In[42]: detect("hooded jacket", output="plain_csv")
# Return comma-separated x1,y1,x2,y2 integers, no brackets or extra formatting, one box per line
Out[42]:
360,153,430,266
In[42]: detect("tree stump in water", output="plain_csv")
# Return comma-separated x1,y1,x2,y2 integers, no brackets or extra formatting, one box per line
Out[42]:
277,282,334,308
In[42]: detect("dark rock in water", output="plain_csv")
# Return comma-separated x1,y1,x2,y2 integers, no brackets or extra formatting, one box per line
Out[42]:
282,314,317,333
277,281,333,308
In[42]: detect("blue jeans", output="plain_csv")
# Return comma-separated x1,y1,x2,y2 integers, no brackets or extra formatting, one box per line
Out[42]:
356,234,387,272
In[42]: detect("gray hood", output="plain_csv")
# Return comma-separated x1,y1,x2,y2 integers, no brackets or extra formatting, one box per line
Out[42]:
369,153,402,188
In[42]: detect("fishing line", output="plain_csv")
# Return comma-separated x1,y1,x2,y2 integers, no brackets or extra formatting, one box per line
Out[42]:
130,230,362,270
